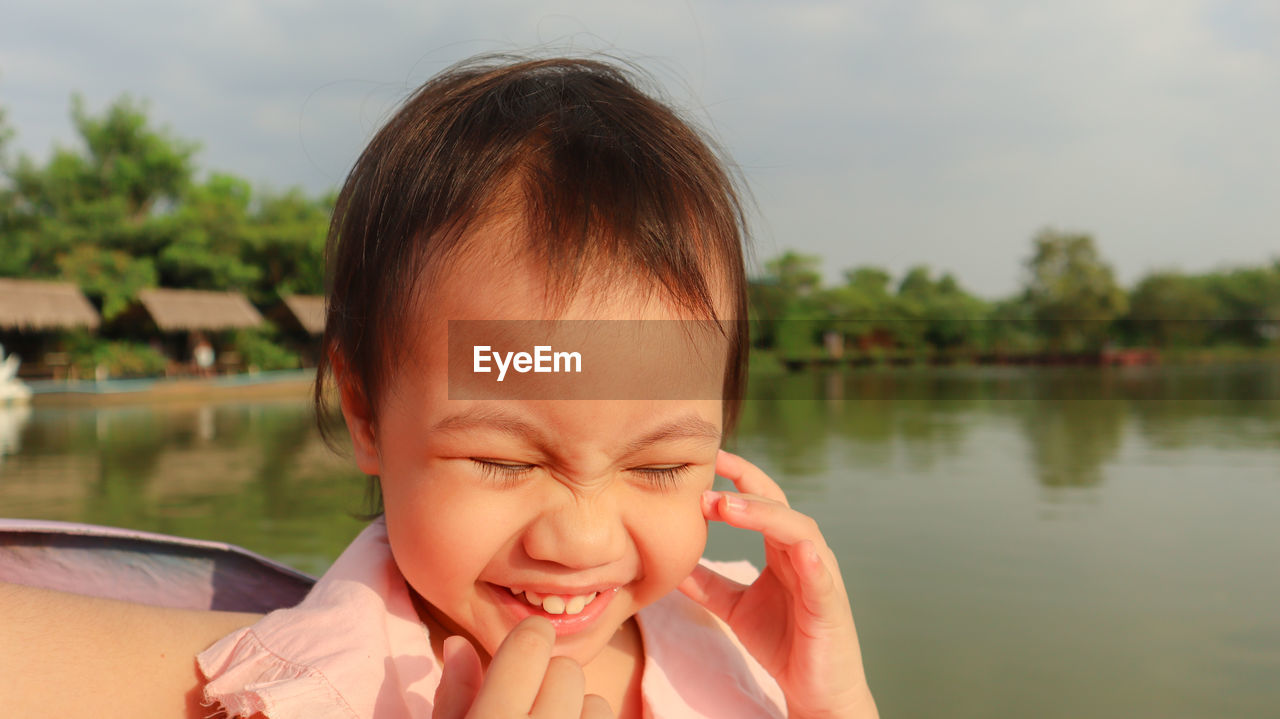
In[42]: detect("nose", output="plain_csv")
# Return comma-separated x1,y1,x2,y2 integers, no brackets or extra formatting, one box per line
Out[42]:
522,490,628,570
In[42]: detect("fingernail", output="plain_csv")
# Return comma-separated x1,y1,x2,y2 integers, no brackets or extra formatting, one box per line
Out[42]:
442,635,461,666
723,494,747,511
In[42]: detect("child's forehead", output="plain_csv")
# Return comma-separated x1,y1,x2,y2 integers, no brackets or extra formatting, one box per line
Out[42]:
420,215,728,325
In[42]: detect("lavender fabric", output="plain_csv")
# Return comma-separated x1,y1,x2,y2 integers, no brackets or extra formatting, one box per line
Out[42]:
0,518,313,612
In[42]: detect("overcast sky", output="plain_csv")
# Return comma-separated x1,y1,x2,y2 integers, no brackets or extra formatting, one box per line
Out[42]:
2,0,1277,297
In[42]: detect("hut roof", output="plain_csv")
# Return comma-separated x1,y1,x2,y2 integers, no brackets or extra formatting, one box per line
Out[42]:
280,294,325,335
136,288,264,331
0,278,101,331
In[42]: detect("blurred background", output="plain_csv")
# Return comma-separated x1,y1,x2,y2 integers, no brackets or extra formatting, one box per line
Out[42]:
1,2,1278,718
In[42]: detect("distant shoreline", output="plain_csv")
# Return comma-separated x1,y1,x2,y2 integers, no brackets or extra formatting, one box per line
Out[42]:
748,346,1280,375
20,350,1279,406
27,369,317,407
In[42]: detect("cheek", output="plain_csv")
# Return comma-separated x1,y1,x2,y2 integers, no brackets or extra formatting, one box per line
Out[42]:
380,473,515,598
629,486,711,600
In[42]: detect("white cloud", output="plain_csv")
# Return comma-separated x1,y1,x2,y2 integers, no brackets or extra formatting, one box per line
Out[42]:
1,0,1277,294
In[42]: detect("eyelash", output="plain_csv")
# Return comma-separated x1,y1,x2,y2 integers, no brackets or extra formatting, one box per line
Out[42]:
469,459,692,490
629,464,693,490
471,459,533,488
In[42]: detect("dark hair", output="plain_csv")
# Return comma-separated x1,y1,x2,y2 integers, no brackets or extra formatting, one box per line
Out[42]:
315,54,751,462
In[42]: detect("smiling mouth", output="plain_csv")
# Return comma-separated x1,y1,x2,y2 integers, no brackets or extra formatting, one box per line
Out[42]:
506,587,599,615
488,582,621,634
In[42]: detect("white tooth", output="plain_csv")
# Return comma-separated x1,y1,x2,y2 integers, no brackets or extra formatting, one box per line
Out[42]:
542,596,566,614
524,590,543,605
585,592,597,605
508,586,521,596
564,595,588,615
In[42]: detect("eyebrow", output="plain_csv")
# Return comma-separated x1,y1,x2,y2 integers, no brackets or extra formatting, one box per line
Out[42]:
431,406,721,455
622,414,721,455
432,406,548,446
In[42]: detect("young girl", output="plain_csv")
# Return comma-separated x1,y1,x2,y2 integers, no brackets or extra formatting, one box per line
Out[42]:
2,55,877,719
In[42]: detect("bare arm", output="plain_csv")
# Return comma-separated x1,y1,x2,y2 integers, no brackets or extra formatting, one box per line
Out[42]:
0,581,262,719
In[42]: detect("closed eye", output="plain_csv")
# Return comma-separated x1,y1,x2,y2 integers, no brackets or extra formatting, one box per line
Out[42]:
471,459,693,491
470,458,535,487
629,463,692,490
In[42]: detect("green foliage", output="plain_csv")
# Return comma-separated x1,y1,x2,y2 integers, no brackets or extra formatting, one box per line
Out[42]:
812,266,895,347
750,251,825,351
65,332,168,378
751,256,990,357
1,94,330,314
2,95,198,307
893,266,990,351
56,245,158,320
241,188,330,301
233,328,301,372
5,90,1277,378
157,173,262,291
1023,229,1128,351
765,251,822,297
986,297,1038,352
1127,272,1222,346
1197,266,1280,345
0,104,22,276
69,94,197,216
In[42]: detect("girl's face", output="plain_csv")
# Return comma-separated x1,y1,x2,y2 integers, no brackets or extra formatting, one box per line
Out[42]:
340,221,728,666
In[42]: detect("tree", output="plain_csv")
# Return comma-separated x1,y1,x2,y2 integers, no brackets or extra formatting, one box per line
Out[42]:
242,188,330,301
0,100,23,276
764,251,822,299
1022,229,1127,351
157,172,261,293
750,252,824,352
894,266,990,351
2,95,199,314
68,93,196,222
1202,266,1280,345
2,94,333,320
1126,271,1221,346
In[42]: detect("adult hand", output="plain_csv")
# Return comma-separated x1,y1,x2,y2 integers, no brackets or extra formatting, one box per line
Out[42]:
432,616,614,719
678,450,878,719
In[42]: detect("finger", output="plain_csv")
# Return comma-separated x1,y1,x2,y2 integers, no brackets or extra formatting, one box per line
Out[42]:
785,539,851,621
716,450,789,506
676,562,748,623
700,489,786,524
529,656,585,719
581,694,615,719
709,490,826,550
701,490,809,594
469,616,556,716
432,635,484,719
768,541,802,594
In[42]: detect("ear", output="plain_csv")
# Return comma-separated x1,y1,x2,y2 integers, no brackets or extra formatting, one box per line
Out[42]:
331,350,381,476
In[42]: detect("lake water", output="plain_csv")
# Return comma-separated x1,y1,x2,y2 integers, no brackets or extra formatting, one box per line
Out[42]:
2,364,1277,718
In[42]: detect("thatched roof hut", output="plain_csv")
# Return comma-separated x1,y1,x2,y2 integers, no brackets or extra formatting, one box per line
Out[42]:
278,294,325,336
0,279,101,331
135,288,264,331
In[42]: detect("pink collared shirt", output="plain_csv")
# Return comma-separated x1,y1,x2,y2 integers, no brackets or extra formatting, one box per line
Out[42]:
199,519,785,719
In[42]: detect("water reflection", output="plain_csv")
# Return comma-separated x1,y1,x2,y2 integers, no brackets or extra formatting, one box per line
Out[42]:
3,365,1276,532
0,402,366,575
1015,399,1125,489
1,366,1278,716
738,364,1280,492
0,405,31,461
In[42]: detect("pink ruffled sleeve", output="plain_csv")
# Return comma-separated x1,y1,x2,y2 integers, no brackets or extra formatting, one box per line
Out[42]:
199,626,358,719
